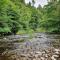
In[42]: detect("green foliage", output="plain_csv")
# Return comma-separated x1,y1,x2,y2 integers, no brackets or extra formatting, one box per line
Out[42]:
0,0,20,34
29,10,39,31
0,0,60,36
41,0,60,33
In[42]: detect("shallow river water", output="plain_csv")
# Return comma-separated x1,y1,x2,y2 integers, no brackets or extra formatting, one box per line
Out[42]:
0,33,60,60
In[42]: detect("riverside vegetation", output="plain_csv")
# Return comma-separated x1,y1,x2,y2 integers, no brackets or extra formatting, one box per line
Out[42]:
0,0,60,36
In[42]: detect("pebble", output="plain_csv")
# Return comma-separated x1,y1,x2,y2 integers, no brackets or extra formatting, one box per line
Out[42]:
20,54,27,57
3,37,7,40
52,55,59,58
54,49,60,52
55,51,59,55
44,54,48,58
41,57,45,60
51,56,56,60
35,51,42,55
42,51,45,54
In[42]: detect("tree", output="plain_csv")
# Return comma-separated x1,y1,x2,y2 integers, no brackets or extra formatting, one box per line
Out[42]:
41,0,60,33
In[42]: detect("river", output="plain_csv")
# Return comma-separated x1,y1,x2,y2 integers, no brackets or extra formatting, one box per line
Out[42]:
0,33,60,60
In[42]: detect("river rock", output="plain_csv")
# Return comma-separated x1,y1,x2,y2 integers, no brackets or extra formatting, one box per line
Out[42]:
52,55,59,58
41,57,45,60
35,51,42,54
20,54,27,57
55,51,59,55
51,56,56,60
54,49,60,52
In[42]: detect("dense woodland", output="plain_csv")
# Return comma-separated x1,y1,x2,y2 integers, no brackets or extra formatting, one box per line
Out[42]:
0,0,60,35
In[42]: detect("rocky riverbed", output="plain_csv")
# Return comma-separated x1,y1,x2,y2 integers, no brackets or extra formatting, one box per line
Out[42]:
1,48,60,60
0,33,60,60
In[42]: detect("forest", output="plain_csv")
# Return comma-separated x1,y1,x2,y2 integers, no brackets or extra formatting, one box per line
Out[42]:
0,0,60,36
